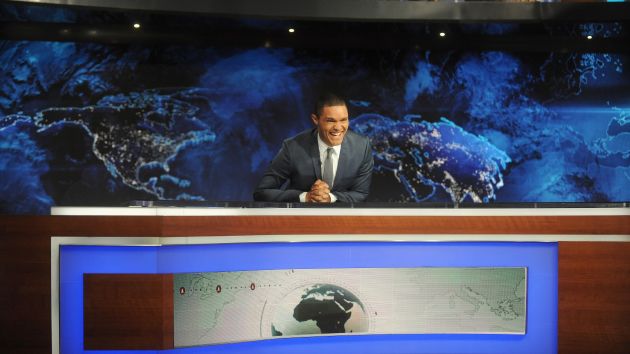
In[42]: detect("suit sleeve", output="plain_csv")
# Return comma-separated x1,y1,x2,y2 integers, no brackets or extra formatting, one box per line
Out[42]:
253,140,305,202
333,138,374,203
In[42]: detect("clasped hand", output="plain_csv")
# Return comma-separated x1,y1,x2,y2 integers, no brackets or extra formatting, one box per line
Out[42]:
306,179,331,203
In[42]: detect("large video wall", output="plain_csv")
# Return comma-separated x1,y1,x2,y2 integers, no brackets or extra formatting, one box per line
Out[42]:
1,5,629,213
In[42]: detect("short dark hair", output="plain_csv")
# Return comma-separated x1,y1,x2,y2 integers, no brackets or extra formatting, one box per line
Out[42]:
313,92,346,116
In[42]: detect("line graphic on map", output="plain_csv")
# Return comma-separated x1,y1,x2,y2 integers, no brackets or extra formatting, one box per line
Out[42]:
174,267,527,347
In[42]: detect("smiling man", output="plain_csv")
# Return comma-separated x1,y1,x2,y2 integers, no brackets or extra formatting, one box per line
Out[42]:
253,92,374,203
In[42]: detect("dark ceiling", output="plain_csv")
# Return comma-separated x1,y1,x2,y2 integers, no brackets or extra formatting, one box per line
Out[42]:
1,1,629,52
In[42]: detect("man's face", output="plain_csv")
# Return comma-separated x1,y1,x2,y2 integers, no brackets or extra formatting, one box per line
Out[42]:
311,105,349,146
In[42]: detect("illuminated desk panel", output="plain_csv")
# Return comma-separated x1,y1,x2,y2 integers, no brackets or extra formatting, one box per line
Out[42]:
64,241,554,354
43,206,630,354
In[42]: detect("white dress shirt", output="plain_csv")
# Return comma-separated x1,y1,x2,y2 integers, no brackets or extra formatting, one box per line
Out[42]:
299,134,340,202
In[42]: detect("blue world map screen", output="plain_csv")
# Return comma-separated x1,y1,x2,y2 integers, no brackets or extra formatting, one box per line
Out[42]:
1,5,629,213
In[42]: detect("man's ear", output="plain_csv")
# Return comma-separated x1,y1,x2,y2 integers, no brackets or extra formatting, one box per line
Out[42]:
310,114,319,126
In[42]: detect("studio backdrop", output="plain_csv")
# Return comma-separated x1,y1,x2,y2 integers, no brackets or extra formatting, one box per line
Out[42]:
1,4,629,213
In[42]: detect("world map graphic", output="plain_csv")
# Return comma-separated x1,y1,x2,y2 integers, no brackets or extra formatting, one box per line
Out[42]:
1,9,629,213
173,267,527,347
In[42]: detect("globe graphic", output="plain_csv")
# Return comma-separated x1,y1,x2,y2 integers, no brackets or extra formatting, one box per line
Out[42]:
271,283,369,336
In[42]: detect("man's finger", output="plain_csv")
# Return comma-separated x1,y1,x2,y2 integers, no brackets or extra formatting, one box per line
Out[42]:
311,187,330,194
311,184,330,193
310,193,325,201
312,179,329,189
314,189,330,197
312,192,331,203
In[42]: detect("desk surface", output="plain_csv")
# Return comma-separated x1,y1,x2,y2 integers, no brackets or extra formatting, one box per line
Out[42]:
50,204,630,242
51,203,630,216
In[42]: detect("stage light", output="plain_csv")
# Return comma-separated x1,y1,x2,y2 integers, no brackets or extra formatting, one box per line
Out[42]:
288,28,295,33
439,32,446,37
587,35,593,40
133,23,141,29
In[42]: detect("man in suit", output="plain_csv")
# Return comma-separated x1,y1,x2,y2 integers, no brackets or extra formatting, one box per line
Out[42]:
253,92,374,203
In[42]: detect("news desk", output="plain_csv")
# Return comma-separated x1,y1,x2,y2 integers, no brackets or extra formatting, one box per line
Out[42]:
2,203,628,354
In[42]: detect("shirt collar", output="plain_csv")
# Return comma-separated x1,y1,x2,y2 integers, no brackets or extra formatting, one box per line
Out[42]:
316,132,341,157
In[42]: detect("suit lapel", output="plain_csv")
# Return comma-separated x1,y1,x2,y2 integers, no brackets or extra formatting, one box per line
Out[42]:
311,131,322,180
334,138,349,190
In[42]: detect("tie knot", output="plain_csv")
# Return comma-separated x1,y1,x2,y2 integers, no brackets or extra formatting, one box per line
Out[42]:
326,147,334,157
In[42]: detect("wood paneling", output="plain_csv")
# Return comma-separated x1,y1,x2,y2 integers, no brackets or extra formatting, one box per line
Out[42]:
162,215,630,236
559,242,630,354
84,274,174,350
0,216,161,354
48,215,163,236
0,225,51,354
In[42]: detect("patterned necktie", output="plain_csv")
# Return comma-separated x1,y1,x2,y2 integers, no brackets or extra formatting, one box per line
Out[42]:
323,147,334,188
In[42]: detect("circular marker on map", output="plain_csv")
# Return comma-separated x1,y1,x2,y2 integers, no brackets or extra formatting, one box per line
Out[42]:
179,287,185,295
250,282,256,290
216,285,222,293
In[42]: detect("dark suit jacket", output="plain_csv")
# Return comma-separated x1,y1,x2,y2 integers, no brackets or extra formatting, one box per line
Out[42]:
253,129,374,203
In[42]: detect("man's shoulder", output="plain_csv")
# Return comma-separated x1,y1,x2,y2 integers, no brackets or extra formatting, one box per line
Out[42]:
284,129,316,145
345,129,371,147
282,128,369,149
